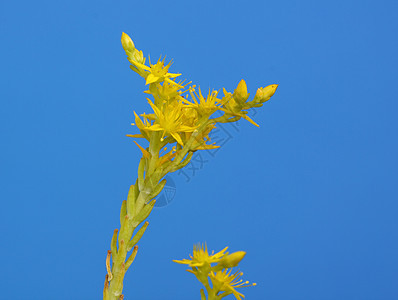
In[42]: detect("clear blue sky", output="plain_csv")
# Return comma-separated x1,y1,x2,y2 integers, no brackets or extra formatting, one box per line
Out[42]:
1,0,398,299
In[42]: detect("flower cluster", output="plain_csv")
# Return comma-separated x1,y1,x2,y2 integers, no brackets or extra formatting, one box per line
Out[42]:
174,244,255,300
121,32,278,165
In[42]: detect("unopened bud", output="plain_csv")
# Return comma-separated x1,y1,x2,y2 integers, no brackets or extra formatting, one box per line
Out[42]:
254,88,263,100
133,50,145,64
234,79,250,103
218,251,246,268
254,84,278,103
121,32,135,52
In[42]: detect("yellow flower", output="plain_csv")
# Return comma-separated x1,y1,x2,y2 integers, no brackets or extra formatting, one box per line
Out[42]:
186,123,220,150
180,108,221,150
183,87,227,116
144,99,197,145
183,86,260,127
130,112,152,134
173,244,228,267
209,269,256,300
180,106,199,127
130,56,182,85
157,79,190,103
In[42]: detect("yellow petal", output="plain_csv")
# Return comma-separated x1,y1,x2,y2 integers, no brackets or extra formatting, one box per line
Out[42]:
195,144,220,150
147,99,163,121
178,125,199,132
126,134,144,138
171,132,184,145
165,77,183,87
134,111,145,129
146,73,159,85
145,124,163,131
130,59,150,71
172,259,191,265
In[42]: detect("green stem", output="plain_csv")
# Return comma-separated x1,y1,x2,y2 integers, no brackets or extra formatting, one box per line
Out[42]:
105,133,163,300
104,113,219,300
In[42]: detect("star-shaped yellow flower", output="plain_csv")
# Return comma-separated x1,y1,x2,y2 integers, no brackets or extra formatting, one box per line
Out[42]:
136,99,197,145
173,244,228,267
209,269,256,300
183,86,260,127
130,57,182,85
182,87,226,116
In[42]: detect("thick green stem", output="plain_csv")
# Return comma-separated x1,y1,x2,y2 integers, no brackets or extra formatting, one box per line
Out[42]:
104,111,224,300
105,133,163,300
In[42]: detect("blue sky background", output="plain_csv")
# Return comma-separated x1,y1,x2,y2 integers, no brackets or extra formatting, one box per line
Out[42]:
1,0,398,299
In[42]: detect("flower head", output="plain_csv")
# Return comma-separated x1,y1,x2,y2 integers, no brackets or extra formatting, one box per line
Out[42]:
210,269,256,300
143,99,197,145
183,87,227,117
173,244,228,267
155,79,190,103
130,56,182,86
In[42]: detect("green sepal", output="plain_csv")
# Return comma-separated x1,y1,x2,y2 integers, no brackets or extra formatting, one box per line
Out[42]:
127,221,149,251
120,200,127,227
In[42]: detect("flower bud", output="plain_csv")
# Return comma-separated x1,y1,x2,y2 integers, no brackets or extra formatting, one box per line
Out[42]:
218,251,246,268
133,50,145,64
254,88,263,100
121,32,135,52
234,79,250,103
254,84,278,103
